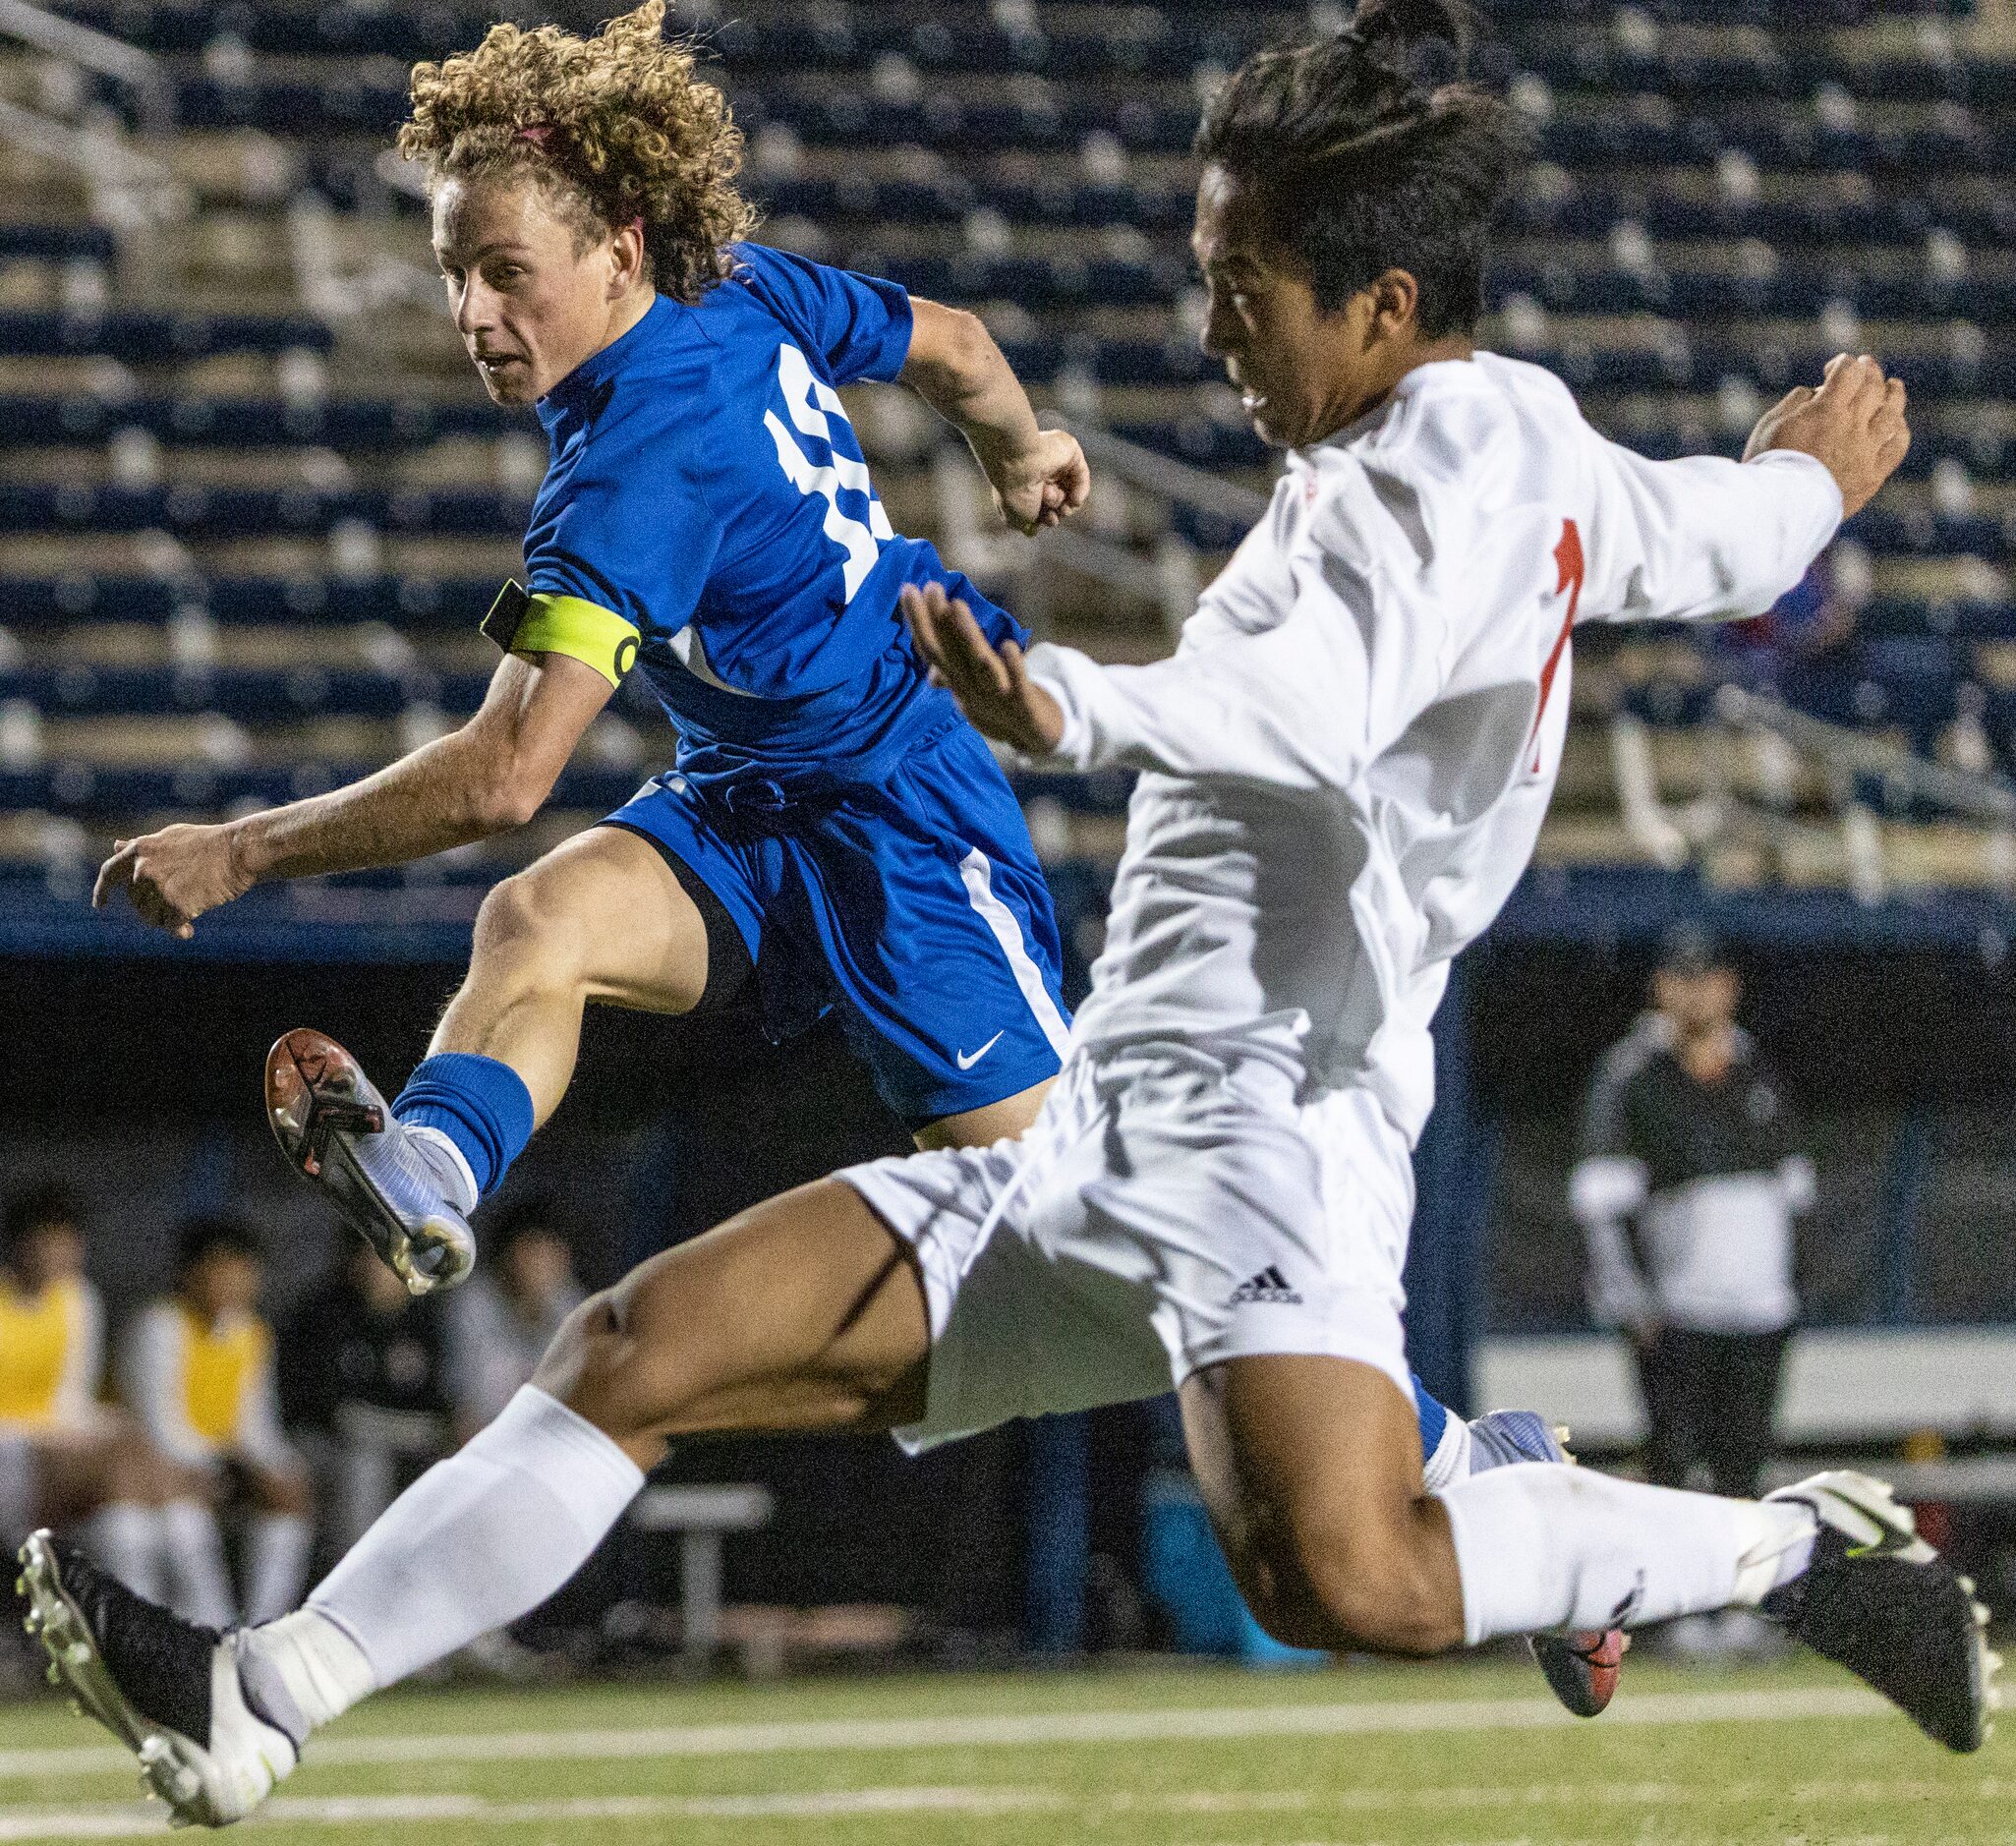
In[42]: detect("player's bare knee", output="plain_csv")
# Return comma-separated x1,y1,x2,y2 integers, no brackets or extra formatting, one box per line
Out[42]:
533,1283,671,1442
103,1426,177,1504
531,1289,617,1415
471,869,585,989
254,1466,313,1518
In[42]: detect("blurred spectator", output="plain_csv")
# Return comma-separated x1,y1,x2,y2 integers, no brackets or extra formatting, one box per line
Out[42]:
121,1216,311,1625
445,1197,585,1440
1571,927,1813,1519
0,1185,191,1601
279,1240,449,1550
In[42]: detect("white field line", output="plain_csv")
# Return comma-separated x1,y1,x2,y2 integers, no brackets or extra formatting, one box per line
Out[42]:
0,1683,1891,1783
8,1782,2016,1846
0,1785,1062,1840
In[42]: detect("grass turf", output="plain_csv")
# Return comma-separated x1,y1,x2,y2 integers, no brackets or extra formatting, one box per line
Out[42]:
0,1654,2008,1844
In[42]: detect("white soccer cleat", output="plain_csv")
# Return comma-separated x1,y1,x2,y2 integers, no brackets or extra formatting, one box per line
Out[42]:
18,1530,303,1827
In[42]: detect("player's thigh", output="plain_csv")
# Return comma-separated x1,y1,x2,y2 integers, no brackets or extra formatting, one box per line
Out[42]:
534,1177,930,1466
914,1076,1052,1150
1179,1353,1462,1652
481,824,714,1014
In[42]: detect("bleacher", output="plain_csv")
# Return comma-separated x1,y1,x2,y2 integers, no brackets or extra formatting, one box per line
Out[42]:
1,0,2014,951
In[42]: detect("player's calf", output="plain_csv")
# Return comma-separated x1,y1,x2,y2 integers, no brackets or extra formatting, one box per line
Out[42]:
1182,1354,1469,1655
1231,1498,1467,1656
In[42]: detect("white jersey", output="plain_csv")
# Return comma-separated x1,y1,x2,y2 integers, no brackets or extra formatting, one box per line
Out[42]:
1026,353,1842,1141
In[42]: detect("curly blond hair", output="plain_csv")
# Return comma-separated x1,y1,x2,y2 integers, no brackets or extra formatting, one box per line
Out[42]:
398,1,756,306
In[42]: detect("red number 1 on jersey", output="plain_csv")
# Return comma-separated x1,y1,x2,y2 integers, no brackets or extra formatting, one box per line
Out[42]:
1527,517,1584,772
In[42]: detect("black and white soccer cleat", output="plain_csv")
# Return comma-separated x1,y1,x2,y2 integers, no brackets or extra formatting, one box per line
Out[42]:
18,1530,303,1827
1468,1410,1626,1717
1762,1470,2000,1753
265,1026,476,1296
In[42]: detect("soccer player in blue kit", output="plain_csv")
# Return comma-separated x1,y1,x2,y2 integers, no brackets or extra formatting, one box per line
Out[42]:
87,0,1617,1723
94,2,1084,1281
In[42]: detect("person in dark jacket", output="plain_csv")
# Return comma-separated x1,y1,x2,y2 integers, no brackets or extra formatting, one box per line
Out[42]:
1571,927,1814,1506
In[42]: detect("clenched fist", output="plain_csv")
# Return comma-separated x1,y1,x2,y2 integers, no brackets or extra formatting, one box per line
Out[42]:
980,428,1092,536
1745,353,1910,520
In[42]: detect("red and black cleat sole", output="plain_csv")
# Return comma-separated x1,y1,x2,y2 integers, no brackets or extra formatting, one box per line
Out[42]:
1531,1626,1627,1718
265,1028,383,1180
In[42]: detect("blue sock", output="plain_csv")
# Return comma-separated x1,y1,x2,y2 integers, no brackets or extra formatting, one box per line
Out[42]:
1411,1371,1450,1462
392,1053,535,1200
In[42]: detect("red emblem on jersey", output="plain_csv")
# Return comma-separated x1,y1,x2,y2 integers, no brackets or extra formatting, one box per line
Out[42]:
1526,518,1584,769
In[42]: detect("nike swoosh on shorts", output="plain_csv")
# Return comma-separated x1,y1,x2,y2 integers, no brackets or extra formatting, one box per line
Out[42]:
956,1031,1006,1070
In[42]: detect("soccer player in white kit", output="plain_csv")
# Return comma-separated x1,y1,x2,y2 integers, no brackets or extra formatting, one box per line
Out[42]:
19,1,1993,1822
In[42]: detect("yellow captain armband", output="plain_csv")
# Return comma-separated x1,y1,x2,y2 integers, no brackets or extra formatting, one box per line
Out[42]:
481,580,641,689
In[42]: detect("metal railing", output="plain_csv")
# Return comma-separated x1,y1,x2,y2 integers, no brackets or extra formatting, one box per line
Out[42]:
0,93,181,231
0,0,172,134
1613,683,2016,904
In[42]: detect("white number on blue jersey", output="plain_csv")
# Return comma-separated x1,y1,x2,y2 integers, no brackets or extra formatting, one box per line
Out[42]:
763,342,894,605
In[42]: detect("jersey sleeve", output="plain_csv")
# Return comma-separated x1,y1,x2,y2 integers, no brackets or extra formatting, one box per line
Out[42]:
230,1333,296,1475
50,1283,105,1432
1569,1052,1656,1327
1023,471,1446,787
121,1304,214,1468
518,421,725,682
729,242,915,385
1576,434,1844,628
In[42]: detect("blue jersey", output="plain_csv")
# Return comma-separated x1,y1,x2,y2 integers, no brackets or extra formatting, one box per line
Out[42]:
521,243,1026,796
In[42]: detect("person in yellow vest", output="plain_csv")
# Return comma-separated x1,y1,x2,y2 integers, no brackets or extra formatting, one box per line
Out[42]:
0,1184,194,1598
121,1216,312,1626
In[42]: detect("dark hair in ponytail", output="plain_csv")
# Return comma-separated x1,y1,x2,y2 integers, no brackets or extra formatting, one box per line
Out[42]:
1194,0,1527,337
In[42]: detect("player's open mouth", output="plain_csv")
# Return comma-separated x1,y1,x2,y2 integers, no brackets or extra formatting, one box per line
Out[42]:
475,355,522,375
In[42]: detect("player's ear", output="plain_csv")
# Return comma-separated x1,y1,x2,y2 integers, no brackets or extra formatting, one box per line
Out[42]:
608,221,647,298
1363,268,1420,341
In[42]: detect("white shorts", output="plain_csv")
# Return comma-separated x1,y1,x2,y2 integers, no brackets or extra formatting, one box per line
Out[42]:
841,1049,1415,1452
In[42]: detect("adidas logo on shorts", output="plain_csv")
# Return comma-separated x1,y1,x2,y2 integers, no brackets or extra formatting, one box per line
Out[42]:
1228,1264,1303,1306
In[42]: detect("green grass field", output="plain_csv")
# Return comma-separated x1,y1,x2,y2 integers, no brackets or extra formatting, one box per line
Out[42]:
0,1653,2008,1844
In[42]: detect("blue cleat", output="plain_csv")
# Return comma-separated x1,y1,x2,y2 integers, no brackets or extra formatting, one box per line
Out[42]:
1469,1410,1627,1717
265,1028,476,1296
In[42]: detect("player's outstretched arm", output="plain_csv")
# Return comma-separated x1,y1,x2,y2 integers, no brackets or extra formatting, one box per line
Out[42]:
902,581,1065,755
1584,353,1908,629
902,570,1387,792
901,297,1090,536
91,651,613,939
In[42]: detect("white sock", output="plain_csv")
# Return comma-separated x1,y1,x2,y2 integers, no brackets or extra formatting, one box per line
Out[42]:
158,1498,236,1629
1419,1413,1472,1492
293,1385,642,1698
402,1123,480,1215
1436,1463,1818,1645
81,1502,168,1605
244,1513,314,1625
243,1608,375,1734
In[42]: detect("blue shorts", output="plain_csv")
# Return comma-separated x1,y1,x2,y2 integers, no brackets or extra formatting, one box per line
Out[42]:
603,720,1071,1128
